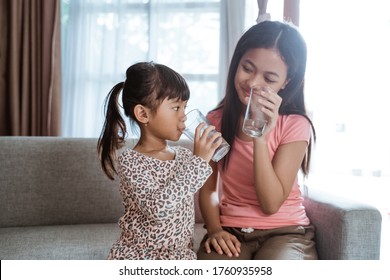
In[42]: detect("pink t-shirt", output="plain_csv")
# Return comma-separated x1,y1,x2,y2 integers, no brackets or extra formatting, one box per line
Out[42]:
207,109,311,229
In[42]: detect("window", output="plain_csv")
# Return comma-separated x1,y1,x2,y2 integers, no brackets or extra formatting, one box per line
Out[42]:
300,0,390,178
300,0,390,259
61,0,222,137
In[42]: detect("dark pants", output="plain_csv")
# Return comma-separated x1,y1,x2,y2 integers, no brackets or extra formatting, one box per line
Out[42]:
197,225,318,260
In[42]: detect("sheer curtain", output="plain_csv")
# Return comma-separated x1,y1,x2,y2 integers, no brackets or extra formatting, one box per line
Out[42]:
61,0,247,137
218,0,245,96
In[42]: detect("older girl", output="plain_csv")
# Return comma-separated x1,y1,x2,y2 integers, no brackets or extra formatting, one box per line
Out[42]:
197,21,317,260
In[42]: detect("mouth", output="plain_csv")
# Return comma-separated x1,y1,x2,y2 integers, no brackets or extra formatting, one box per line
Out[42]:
243,91,250,100
244,87,251,97
178,127,186,133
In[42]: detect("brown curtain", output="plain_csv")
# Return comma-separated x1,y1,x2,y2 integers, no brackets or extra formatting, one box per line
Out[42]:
0,0,61,136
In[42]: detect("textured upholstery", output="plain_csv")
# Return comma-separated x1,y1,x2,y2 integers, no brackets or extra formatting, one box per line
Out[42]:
303,187,382,259
0,137,382,259
0,224,119,260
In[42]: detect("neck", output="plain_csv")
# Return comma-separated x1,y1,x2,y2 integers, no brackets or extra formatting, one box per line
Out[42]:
134,138,174,160
135,139,167,152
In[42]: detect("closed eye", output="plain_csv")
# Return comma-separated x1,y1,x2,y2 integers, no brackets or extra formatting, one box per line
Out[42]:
265,77,277,83
242,65,253,73
264,72,280,84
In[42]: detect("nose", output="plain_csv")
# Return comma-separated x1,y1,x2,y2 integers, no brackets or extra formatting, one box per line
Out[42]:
180,111,187,122
181,113,187,130
249,76,266,91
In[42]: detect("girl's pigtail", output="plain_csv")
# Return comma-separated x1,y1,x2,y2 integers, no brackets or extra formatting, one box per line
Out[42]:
97,82,127,180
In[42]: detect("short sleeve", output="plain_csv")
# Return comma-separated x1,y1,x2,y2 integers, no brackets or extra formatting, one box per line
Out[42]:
278,115,312,145
206,109,223,131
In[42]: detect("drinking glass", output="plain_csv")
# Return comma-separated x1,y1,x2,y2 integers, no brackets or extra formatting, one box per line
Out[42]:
183,109,230,162
242,86,274,137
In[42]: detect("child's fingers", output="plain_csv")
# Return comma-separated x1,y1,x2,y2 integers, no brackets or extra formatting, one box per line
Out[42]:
199,125,215,140
211,134,223,148
202,128,222,151
194,122,207,139
193,124,223,162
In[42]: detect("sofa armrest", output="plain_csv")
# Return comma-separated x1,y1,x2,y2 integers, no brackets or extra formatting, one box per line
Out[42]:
303,186,382,260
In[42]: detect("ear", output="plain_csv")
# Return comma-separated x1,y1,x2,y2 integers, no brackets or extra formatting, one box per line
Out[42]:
133,104,150,125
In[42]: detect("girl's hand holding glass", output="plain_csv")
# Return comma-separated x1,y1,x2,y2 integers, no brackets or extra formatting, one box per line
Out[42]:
192,122,222,163
183,109,230,162
243,86,282,138
259,86,282,137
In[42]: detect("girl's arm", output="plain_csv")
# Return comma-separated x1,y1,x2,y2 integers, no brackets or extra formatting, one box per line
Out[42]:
199,161,241,257
251,87,308,214
253,137,308,214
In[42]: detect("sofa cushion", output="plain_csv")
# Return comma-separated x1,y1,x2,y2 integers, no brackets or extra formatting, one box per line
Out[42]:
194,223,207,252
303,187,382,260
0,223,207,260
0,223,120,260
0,137,126,227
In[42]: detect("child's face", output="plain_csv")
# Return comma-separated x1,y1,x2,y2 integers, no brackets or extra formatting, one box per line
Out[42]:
148,97,187,141
234,48,288,106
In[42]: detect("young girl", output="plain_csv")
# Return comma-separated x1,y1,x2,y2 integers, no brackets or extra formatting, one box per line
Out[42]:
197,21,318,260
98,61,221,260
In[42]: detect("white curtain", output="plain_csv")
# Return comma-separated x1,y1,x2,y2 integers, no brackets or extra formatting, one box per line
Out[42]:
61,0,247,137
62,0,151,137
217,0,269,97
218,0,245,97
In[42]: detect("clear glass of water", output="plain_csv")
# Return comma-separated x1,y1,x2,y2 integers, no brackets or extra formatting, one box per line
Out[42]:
183,109,230,162
242,86,274,137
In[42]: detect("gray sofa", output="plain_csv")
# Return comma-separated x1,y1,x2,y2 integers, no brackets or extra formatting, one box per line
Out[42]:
0,137,382,259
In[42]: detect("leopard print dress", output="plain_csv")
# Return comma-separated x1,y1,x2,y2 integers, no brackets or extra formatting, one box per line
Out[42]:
107,146,212,260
